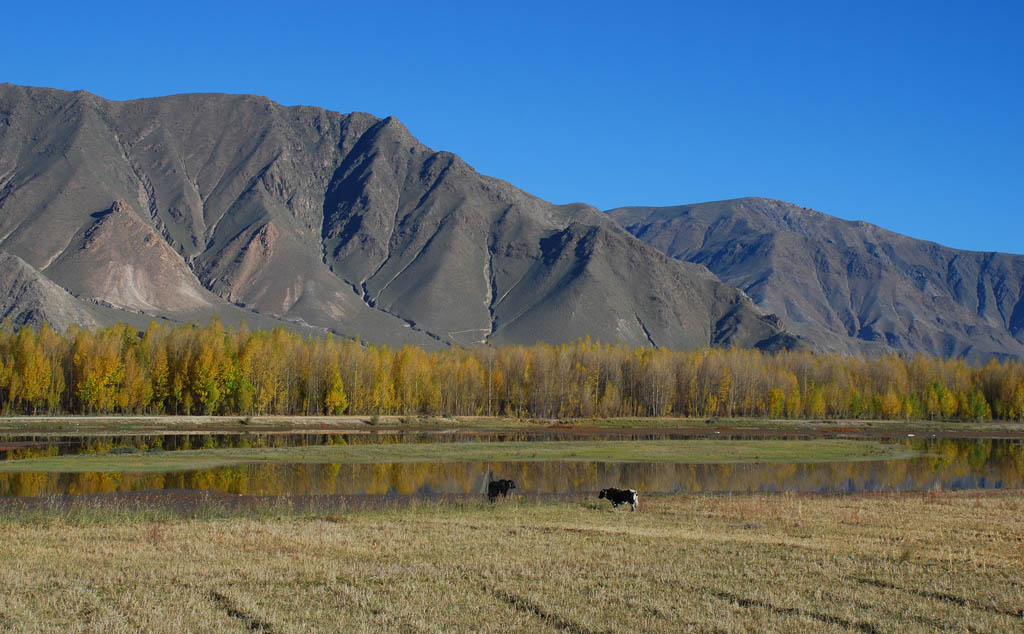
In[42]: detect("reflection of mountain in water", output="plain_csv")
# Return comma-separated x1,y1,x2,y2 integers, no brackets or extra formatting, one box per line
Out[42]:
2,439,1022,498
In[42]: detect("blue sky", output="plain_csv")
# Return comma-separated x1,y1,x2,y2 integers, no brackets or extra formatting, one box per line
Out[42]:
4,1,1022,253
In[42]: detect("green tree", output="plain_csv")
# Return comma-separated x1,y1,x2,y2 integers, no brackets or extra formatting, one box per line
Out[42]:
324,371,349,415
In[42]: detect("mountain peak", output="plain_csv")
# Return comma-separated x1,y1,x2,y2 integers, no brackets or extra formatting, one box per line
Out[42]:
609,198,1024,359
0,83,792,350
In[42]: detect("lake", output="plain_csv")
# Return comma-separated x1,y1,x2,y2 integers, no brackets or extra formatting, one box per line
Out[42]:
0,434,1021,498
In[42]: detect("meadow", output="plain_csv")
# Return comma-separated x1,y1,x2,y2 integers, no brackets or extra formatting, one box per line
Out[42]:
0,439,917,473
0,491,1021,633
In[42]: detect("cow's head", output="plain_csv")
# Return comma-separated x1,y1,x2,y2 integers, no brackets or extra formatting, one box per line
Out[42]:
598,489,608,499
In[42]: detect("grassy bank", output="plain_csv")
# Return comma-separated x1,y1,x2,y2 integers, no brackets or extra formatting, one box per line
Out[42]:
0,491,1020,632
0,414,1021,437
0,439,919,473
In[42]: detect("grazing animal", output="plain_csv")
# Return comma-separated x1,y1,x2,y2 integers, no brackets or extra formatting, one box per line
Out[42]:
598,487,638,511
487,479,516,503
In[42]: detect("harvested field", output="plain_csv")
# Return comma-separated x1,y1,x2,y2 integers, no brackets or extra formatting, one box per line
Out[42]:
0,491,1021,632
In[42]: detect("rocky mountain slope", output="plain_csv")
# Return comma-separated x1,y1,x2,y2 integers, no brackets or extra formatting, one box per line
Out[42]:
0,84,793,350
0,251,102,331
609,198,1024,359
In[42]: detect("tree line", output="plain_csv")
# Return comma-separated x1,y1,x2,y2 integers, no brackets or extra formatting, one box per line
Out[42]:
1,320,1022,421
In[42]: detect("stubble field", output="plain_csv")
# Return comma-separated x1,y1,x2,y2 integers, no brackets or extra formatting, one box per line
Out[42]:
1,490,1022,633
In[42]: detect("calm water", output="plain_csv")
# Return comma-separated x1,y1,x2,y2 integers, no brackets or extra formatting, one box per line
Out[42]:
0,438,1021,498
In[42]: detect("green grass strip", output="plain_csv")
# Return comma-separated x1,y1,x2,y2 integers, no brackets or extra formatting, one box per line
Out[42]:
0,439,919,473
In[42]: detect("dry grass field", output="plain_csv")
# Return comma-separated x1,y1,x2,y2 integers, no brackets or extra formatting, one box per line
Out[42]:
0,491,1021,633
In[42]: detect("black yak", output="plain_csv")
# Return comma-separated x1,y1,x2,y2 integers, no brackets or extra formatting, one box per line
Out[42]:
487,479,516,503
598,487,638,511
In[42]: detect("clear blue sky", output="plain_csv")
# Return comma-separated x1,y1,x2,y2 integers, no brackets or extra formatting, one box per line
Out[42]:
4,1,1022,253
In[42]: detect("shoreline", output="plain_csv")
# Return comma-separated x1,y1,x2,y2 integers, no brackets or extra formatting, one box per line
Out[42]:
0,414,1021,438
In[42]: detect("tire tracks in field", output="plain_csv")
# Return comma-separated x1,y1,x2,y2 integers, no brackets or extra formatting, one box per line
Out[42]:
708,589,882,633
855,577,1024,620
207,589,279,633
176,581,280,634
481,584,610,634
453,558,609,634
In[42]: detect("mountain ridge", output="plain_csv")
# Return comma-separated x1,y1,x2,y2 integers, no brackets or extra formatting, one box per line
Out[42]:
0,83,793,351
608,197,1024,359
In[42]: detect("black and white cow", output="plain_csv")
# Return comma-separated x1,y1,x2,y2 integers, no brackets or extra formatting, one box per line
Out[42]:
598,488,638,511
487,479,517,503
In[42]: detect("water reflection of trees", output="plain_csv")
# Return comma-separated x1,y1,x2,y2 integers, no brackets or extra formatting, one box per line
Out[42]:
1,439,1022,497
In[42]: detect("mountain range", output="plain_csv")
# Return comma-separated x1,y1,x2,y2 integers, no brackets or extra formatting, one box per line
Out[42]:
609,198,1024,360
0,83,1020,359
0,83,788,351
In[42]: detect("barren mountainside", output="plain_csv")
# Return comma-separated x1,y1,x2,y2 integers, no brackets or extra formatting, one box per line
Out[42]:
0,251,102,331
609,198,1024,359
0,84,793,350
